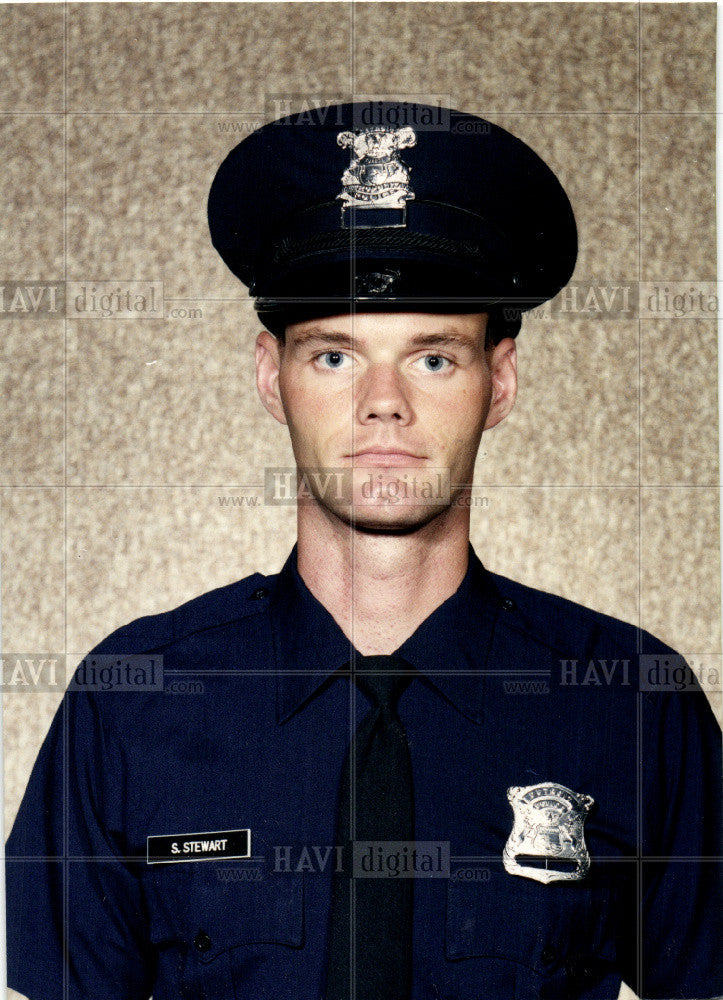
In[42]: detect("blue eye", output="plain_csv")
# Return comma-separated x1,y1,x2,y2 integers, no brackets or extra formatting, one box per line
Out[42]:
417,354,450,372
320,351,348,369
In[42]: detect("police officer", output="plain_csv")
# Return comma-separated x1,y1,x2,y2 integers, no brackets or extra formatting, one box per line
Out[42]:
6,102,722,1000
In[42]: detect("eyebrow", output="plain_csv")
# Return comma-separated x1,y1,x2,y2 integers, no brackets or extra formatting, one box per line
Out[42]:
288,329,477,350
406,333,476,349
289,330,354,348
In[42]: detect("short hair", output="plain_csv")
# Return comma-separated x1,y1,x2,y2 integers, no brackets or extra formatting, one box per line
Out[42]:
486,308,522,347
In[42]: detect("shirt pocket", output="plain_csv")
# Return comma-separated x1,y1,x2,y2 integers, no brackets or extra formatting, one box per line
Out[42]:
445,865,619,999
142,856,304,999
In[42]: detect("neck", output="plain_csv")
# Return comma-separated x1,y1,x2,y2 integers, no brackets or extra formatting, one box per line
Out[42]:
296,503,471,654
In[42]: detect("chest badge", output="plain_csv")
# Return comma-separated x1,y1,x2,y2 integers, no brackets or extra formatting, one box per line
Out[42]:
336,126,417,212
503,783,594,884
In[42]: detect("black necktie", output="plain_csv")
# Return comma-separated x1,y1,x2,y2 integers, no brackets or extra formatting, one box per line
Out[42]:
325,655,415,1000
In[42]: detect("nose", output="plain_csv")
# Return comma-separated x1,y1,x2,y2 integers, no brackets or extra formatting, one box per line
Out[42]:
355,363,412,425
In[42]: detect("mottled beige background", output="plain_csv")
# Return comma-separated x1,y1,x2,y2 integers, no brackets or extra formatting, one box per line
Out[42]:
0,5,718,998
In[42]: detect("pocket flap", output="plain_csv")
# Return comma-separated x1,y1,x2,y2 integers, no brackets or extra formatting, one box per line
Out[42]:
144,861,304,961
446,864,617,973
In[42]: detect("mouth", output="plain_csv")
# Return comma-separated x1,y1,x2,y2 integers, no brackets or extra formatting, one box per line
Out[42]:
347,449,427,468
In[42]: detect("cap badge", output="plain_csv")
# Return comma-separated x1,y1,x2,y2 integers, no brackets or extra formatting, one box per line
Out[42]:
355,269,400,296
503,783,594,884
337,126,417,212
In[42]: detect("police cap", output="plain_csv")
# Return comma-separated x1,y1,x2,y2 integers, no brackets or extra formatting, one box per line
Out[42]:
208,101,577,339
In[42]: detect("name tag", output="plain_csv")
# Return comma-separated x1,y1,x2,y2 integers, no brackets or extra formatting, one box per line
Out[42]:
147,828,251,865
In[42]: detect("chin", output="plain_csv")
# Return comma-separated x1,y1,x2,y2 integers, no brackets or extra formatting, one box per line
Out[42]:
332,499,450,534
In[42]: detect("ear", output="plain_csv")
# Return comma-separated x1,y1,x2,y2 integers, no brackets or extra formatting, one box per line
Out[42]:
483,337,518,431
255,329,288,425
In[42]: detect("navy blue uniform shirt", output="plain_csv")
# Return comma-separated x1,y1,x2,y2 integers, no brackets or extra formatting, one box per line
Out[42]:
6,546,722,999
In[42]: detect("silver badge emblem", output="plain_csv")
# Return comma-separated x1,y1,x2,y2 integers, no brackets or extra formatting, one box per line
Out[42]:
337,126,417,210
503,783,594,884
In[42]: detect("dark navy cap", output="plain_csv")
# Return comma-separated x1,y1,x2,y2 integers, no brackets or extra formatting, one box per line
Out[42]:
208,102,577,338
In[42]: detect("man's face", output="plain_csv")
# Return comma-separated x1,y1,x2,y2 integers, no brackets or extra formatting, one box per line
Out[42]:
256,311,516,532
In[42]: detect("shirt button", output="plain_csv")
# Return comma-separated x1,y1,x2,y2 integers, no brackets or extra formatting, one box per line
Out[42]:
193,930,212,953
540,945,557,965
567,958,594,982
249,587,269,600
501,597,515,612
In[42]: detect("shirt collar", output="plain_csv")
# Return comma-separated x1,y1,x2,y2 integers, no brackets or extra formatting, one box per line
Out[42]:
270,544,502,725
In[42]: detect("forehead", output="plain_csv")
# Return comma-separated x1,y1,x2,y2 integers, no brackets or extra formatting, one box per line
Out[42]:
284,311,488,344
